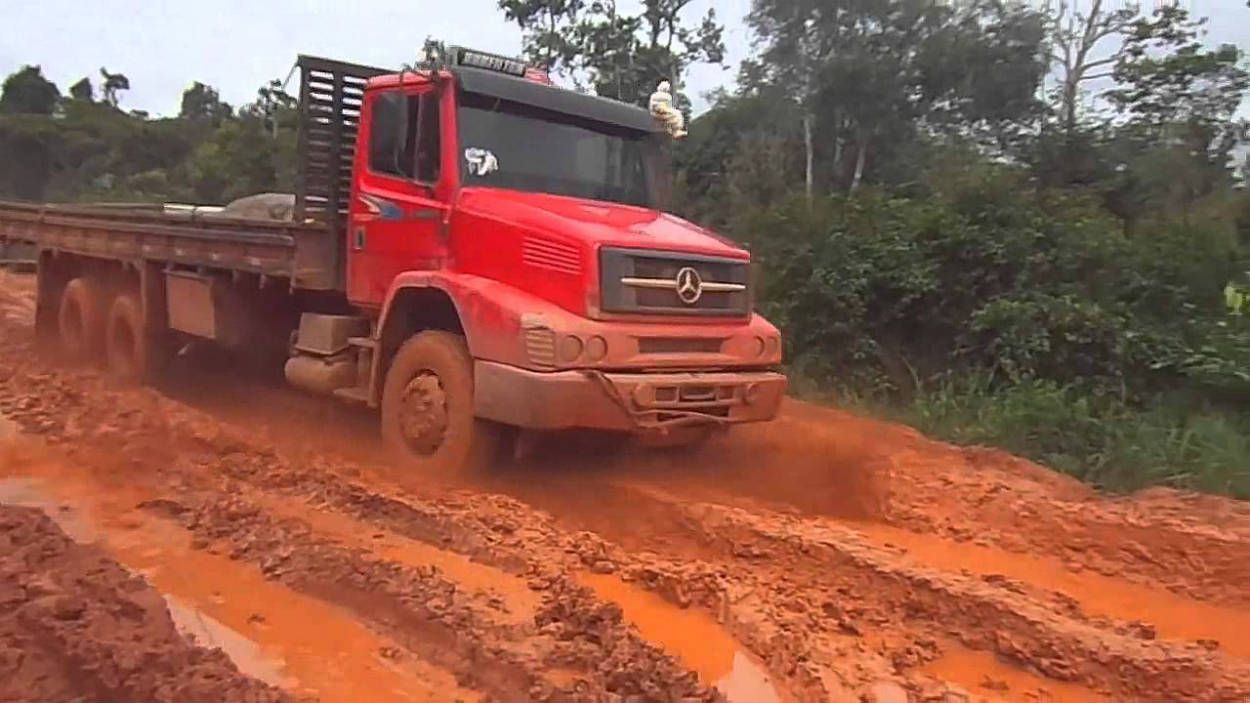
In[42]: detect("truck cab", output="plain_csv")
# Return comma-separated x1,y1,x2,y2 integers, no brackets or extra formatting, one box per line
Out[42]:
281,49,787,470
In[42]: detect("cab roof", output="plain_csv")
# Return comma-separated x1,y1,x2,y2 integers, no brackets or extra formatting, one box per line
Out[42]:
365,66,659,134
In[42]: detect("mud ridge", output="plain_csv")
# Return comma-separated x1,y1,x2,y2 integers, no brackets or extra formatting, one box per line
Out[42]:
667,495,1250,701
139,490,723,703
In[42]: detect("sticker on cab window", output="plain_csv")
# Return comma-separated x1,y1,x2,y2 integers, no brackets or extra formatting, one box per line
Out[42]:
464,148,499,177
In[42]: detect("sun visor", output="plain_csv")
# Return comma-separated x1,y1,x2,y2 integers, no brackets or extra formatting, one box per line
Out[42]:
452,67,660,134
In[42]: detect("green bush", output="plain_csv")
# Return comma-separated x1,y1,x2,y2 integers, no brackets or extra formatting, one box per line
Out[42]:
746,170,1246,400
742,168,1249,497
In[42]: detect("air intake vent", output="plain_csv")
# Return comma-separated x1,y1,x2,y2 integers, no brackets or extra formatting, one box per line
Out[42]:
522,237,581,275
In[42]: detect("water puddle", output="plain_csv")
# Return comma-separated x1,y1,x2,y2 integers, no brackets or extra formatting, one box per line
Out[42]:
252,491,540,624
0,444,480,703
164,595,292,688
851,521,1250,661
920,643,1107,703
577,572,782,703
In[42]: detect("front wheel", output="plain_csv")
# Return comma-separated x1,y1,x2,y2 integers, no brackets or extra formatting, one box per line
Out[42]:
380,331,506,478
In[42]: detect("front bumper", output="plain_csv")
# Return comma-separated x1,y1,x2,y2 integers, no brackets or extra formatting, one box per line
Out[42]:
473,361,786,431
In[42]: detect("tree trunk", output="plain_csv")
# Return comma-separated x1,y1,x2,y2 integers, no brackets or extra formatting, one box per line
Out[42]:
803,113,814,201
849,132,867,193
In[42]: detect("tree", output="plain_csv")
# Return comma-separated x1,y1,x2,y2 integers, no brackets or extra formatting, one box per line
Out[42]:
498,0,584,75
99,67,130,107
1100,7,1250,226
1106,7,1248,142
499,0,725,108
745,0,1045,195
179,81,233,125
241,79,297,138
68,77,94,102
1047,0,1138,136
0,65,60,115
674,88,803,226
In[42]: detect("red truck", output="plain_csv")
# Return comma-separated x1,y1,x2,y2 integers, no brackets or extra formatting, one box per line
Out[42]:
0,48,786,472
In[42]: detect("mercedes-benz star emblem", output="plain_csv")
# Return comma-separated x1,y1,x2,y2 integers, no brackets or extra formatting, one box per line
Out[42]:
675,266,703,304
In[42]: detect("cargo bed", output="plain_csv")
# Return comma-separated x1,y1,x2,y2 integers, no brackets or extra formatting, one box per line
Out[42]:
0,200,338,290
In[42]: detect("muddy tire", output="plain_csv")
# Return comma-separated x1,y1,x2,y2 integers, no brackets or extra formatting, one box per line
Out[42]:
105,292,148,383
57,277,107,362
381,331,505,477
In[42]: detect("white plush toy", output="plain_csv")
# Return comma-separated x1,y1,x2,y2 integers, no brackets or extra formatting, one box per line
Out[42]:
648,81,686,139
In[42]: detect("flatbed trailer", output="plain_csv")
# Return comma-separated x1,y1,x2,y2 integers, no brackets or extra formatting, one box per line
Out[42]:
0,200,336,289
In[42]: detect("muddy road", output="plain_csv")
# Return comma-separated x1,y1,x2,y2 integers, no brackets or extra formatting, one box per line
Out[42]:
2,269,1249,703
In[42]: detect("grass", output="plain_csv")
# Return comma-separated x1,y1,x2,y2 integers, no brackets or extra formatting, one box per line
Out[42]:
790,367,1250,499
897,374,1250,498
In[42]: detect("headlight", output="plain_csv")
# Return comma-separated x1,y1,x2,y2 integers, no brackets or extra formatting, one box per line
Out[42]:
558,334,584,362
586,335,608,361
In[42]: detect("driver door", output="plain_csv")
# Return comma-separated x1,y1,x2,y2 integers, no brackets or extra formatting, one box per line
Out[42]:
347,82,446,307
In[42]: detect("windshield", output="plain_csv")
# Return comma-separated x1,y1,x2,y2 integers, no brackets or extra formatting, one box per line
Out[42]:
457,91,665,209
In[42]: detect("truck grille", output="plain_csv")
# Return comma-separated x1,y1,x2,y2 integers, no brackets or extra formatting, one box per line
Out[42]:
599,248,750,316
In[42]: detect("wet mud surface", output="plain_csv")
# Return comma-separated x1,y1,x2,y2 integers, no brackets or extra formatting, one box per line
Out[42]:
0,502,287,703
2,270,1250,702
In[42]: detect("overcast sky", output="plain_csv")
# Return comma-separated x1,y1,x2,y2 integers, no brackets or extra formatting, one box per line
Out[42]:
1,0,1246,118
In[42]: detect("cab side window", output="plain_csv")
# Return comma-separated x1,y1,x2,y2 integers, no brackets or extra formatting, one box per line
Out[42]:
368,90,440,183
368,92,404,177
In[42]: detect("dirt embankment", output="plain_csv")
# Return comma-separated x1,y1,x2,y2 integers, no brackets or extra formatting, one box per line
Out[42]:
2,269,1250,703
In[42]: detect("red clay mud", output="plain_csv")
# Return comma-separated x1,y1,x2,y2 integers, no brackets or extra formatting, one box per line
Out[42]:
0,503,287,703
2,269,1250,703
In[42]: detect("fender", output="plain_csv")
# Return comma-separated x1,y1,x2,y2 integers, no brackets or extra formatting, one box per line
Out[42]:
369,270,561,405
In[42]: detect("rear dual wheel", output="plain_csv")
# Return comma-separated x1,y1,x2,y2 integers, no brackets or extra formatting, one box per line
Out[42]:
56,276,150,383
57,277,107,362
105,292,149,383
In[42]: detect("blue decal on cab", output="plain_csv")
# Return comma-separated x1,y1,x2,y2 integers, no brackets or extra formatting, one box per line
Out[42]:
358,193,404,221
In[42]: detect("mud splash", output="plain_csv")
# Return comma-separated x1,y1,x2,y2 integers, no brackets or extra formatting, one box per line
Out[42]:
577,572,782,703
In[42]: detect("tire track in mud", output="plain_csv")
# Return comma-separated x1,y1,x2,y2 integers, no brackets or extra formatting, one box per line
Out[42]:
4,271,1250,703
632,488,1250,701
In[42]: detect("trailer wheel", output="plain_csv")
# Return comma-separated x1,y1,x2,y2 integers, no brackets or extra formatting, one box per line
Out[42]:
105,292,148,383
381,331,504,477
57,277,107,362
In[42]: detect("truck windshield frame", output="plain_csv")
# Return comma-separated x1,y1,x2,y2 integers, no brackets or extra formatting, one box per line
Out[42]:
456,91,666,209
